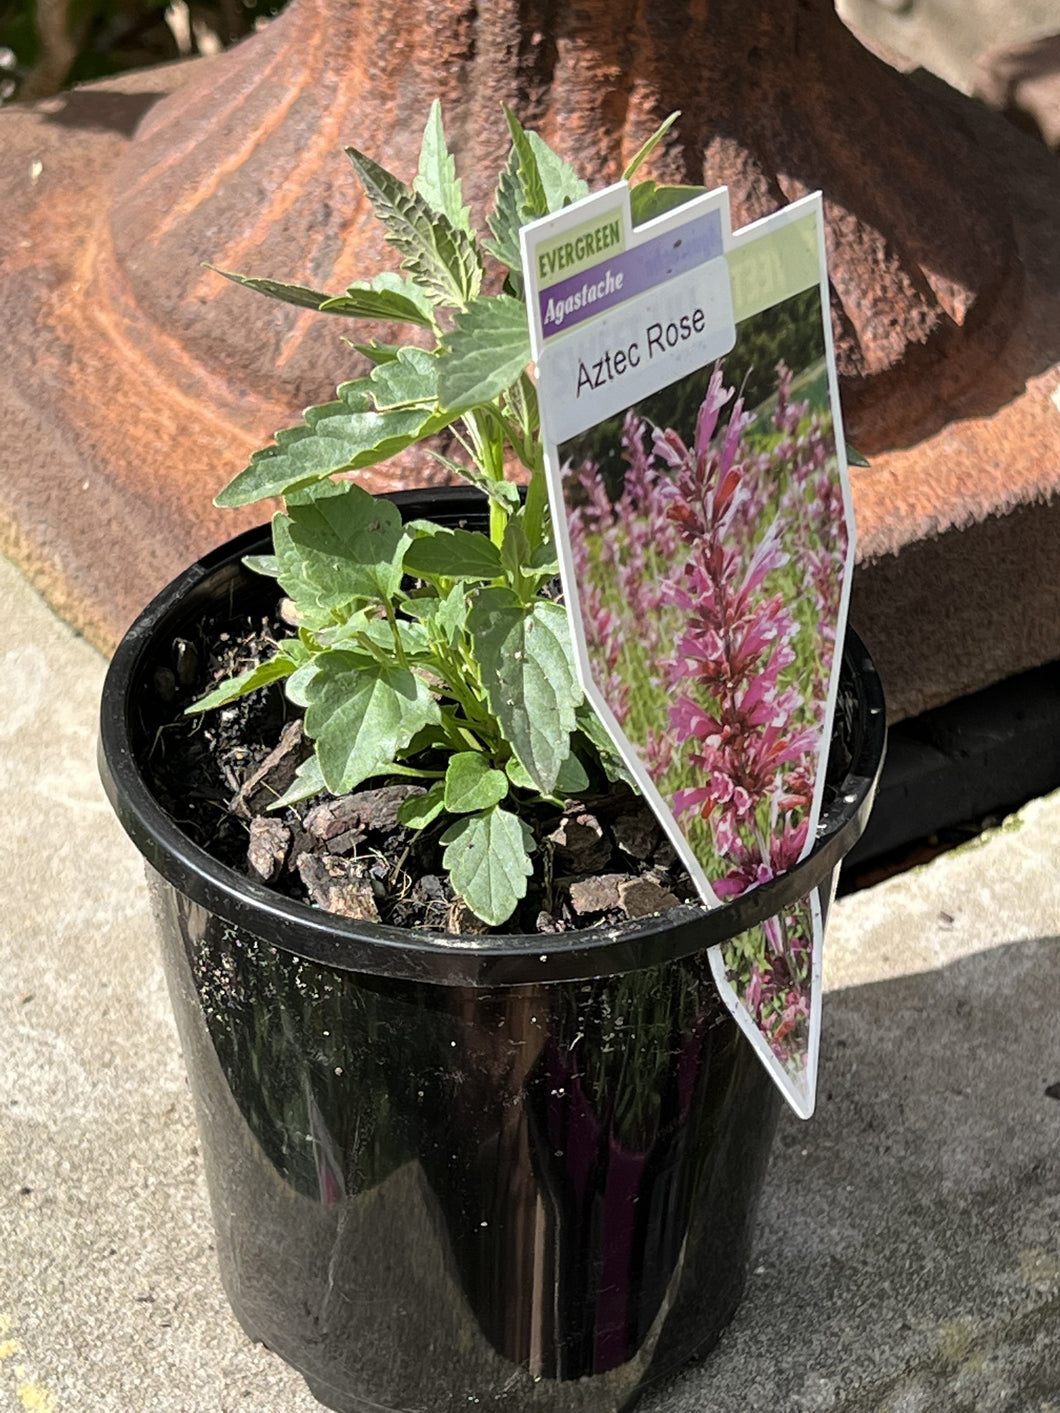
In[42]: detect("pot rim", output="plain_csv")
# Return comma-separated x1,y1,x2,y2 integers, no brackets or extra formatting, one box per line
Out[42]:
98,486,886,986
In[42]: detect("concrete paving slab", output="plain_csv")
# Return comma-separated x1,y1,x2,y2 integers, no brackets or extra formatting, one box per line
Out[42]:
1,551,1058,1413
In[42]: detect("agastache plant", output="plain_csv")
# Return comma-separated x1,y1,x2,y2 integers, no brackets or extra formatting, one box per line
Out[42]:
188,103,691,929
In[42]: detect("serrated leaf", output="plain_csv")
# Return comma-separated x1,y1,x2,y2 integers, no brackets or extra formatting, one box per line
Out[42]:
484,145,525,273
504,107,548,220
437,295,531,411
468,588,581,794
630,180,708,228
443,752,509,813
277,483,407,612
215,400,457,508
440,806,534,926
333,380,374,412
345,145,482,309
622,112,680,183
487,116,588,269
303,397,353,428
527,129,589,212
414,99,474,237
184,653,300,715
305,654,441,794
502,371,539,444
207,266,336,311
398,780,446,829
403,525,503,582
368,346,439,412
318,271,435,328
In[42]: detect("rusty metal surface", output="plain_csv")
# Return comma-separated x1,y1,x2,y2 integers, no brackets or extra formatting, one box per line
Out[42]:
89,0,1026,449
0,4,1057,720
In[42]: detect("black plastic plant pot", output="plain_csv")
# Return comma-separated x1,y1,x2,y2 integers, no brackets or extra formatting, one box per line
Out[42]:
98,487,886,1413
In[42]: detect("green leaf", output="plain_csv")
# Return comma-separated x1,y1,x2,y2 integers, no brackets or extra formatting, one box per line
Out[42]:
506,749,589,797
277,483,407,611
318,271,435,328
621,112,680,183
305,654,441,793
500,513,531,586
443,752,509,813
272,753,326,808
630,180,708,227
413,100,474,237
426,452,522,513
215,400,457,508
403,582,468,647
316,613,429,660
527,129,589,212
440,806,534,926
242,553,280,578
575,704,636,787
502,371,539,446
351,340,403,364
184,653,300,715
368,346,439,411
528,538,559,577
486,115,588,273
484,145,525,272
206,266,336,311
845,442,871,468
345,145,482,309
503,107,548,220
468,589,581,794
403,525,504,582
554,751,590,795
437,295,531,411
398,781,446,829
285,657,323,708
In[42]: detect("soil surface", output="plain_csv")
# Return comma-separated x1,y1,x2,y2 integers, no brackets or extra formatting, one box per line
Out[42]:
145,609,701,935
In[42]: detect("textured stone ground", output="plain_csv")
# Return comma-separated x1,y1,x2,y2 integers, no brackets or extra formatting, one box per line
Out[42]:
2,550,1058,1413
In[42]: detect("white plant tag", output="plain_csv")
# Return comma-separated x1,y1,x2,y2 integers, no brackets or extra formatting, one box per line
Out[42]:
522,184,856,1118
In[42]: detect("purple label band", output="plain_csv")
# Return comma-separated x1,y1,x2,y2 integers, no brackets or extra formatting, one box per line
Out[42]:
538,208,725,341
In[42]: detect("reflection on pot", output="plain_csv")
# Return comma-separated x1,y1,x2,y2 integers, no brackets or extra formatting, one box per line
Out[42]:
154,877,780,1410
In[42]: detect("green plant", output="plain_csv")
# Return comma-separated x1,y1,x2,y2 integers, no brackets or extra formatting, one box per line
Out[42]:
190,103,690,928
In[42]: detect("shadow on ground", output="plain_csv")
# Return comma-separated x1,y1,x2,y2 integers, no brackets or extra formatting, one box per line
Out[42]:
643,936,1060,1413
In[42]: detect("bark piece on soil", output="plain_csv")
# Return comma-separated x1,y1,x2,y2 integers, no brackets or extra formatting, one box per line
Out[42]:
618,876,681,919
612,804,661,861
653,838,679,870
304,784,425,841
296,852,380,921
568,873,631,916
247,816,290,882
547,811,612,873
230,719,312,818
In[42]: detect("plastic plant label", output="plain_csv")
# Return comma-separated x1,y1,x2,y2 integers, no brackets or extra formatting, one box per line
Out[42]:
521,184,856,1118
